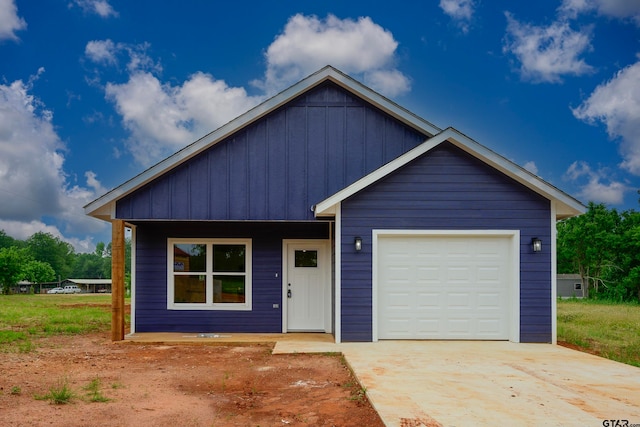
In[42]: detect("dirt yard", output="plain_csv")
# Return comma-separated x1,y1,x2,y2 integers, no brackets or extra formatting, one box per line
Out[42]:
0,333,384,426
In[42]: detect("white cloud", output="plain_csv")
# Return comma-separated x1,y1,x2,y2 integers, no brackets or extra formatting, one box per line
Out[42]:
364,69,411,97
105,71,262,166
85,40,161,74
0,0,26,41
255,14,409,97
439,0,475,33
572,60,640,175
559,0,640,25
564,161,629,204
93,15,410,167
0,73,107,252
503,12,594,83
523,161,539,175
70,0,118,18
85,39,118,65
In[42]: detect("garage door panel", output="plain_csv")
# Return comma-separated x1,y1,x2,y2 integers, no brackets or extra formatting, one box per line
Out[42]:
447,266,471,282
387,292,412,308
447,293,471,307
477,266,500,282
416,319,441,335
378,234,511,340
417,292,440,307
477,292,501,308
448,318,471,334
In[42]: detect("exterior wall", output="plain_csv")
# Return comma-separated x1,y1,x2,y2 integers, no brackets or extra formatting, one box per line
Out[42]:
340,143,552,342
116,82,428,222
134,221,329,332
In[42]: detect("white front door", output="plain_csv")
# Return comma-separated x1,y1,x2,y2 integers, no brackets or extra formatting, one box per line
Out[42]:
284,241,330,332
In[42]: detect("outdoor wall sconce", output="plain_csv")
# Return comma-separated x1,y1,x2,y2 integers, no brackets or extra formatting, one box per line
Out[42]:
354,237,362,252
532,237,542,253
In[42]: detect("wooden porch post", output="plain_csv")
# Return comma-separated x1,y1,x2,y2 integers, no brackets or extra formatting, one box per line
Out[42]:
111,219,125,341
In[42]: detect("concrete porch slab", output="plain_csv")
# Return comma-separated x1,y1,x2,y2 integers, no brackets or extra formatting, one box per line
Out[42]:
123,332,335,346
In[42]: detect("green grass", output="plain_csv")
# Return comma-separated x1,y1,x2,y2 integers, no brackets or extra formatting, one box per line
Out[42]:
83,378,110,402
0,294,129,352
34,378,75,405
557,299,640,367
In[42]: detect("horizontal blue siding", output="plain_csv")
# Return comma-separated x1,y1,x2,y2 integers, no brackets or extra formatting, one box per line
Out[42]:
117,82,428,221
340,143,552,342
134,221,329,333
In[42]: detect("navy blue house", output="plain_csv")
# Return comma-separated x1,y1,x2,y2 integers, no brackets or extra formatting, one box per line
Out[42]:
85,66,584,343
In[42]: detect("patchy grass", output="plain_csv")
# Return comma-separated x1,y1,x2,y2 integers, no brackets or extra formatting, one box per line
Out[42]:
0,294,129,352
83,378,110,403
557,299,640,367
35,378,75,405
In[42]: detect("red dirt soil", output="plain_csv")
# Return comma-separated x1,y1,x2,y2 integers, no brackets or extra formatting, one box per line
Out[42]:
0,333,384,427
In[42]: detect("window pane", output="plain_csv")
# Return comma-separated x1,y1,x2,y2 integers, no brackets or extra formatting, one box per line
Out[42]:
213,275,245,303
174,275,206,303
295,250,317,267
173,244,206,272
213,245,245,272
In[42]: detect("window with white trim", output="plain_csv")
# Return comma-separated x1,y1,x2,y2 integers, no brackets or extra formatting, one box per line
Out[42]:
167,238,252,310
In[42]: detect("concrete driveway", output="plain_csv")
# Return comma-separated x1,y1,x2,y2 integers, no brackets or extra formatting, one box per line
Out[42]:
274,340,640,426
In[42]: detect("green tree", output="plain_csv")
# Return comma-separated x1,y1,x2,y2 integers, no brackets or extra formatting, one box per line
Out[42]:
22,260,56,285
611,210,640,301
0,247,29,294
95,241,106,257
71,252,109,278
557,203,621,298
25,232,75,280
0,230,20,250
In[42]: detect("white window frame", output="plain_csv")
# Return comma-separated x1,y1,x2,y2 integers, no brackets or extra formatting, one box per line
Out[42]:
167,238,252,311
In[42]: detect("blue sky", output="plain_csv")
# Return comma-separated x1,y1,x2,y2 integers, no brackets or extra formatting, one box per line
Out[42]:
1,0,639,252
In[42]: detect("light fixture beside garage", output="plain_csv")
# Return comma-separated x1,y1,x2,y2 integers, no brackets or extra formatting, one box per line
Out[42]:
354,237,362,252
532,237,542,253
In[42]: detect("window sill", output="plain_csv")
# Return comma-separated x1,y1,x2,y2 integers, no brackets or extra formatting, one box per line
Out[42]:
167,303,252,311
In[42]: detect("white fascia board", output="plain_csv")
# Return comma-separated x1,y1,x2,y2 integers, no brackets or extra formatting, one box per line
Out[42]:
84,66,440,219
314,127,586,219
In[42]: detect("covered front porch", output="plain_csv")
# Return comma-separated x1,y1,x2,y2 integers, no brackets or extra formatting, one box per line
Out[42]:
110,220,335,341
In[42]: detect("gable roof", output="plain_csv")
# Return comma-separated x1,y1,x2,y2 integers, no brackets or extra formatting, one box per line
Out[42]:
314,127,585,220
84,66,441,220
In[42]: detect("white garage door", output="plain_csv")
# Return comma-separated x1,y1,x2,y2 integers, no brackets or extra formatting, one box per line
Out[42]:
377,234,512,340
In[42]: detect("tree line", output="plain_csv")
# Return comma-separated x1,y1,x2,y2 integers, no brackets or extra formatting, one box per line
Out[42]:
558,202,640,302
0,230,130,294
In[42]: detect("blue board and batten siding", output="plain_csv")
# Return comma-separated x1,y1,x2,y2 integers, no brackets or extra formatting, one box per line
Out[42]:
340,143,552,342
119,82,429,334
134,222,329,333
116,82,428,221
